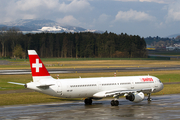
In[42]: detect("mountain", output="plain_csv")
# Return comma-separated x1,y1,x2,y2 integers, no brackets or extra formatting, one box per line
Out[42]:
167,34,180,39
0,19,103,33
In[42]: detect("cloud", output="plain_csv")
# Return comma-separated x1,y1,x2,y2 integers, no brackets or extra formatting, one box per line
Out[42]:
139,0,175,4
57,15,80,26
16,0,43,11
0,0,92,23
114,0,176,4
98,14,110,23
166,1,180,22
14,0,92,13
115,9,155,22
59,0,93,13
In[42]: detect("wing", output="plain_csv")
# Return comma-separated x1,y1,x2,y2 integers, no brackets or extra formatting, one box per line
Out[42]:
93,88,154,98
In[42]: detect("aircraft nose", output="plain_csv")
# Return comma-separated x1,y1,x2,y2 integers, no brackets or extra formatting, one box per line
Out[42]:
160,83,164,90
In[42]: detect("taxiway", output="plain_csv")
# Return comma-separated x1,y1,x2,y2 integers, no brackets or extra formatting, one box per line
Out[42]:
0,66,180,75
0,94,180,120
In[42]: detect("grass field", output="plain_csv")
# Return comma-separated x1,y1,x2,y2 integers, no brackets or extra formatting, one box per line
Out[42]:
7,57,180,62
1,59,180,69
0,59,180,106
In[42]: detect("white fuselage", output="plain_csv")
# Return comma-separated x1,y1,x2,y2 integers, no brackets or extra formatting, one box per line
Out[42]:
26,75,163,98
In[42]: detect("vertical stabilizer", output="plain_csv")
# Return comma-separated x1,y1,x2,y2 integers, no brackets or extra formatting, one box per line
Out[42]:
28,50,53,82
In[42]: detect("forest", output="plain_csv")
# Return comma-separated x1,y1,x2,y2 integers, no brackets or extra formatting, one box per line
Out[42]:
0,27,147,59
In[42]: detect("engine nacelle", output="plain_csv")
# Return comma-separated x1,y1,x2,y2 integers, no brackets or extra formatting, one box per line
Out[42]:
125,92,144,103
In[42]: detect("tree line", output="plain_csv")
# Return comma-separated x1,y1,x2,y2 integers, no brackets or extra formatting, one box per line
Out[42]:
145,36,174,47
0,28,147,59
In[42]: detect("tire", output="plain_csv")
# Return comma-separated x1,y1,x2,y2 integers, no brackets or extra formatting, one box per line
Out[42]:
114,100,119,106
84,99,92,105
111,100,115,106
111,100,119,106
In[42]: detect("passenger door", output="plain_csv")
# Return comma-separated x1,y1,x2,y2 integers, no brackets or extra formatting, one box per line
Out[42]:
56,81,63,96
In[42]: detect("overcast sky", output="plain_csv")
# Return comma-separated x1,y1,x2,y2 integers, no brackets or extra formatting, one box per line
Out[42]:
0,0,180,37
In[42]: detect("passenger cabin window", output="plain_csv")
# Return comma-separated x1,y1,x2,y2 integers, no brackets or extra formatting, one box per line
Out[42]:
70,84,97,87
102,83,118,86
120,82,131,85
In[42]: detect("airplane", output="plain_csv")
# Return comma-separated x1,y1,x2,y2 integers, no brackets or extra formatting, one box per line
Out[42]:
8,50,164,106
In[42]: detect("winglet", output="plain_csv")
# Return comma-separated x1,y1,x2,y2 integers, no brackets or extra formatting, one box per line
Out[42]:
28,50,53,82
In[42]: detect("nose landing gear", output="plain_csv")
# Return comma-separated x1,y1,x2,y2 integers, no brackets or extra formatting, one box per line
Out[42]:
147,93,152,101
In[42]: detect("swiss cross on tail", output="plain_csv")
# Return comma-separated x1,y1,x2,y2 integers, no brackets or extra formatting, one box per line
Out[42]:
28,50,50,77
32,59,42,72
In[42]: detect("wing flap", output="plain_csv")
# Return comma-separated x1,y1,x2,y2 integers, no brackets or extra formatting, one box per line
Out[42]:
93,88,154,98
137,88,154,93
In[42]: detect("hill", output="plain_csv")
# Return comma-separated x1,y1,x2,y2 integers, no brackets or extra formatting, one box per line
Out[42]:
0,19,103,33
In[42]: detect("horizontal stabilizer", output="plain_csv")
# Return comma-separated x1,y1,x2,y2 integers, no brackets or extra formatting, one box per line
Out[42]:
36,84,55,87
36,84,55,89
8,82,25,86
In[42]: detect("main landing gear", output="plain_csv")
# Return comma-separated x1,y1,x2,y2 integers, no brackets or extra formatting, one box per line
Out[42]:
84,97,119,106
111,100,119,106
111,95,119,106
84,98,92,105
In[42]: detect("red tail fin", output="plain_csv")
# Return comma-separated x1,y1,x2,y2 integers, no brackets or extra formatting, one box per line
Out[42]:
28,50,50,77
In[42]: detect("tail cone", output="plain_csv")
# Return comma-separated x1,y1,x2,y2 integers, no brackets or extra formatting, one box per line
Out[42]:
24,84,27,88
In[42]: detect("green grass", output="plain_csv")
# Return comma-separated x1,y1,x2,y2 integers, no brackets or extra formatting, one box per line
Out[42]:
4,56,180,62
155,74,180,83
153,84,180,95
1,59,180,70
0,75,32,91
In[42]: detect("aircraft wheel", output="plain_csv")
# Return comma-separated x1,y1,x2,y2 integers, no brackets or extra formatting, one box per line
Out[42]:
111,100,115,106
114,100,119,106
111,100,119,106
84,98,92,105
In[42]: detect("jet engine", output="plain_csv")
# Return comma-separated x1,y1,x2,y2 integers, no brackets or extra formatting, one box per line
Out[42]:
125,92,144,103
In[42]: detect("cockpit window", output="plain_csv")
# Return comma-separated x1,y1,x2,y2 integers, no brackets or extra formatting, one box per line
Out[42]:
159,80,162,83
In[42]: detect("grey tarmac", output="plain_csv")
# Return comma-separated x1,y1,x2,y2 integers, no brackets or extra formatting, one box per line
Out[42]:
0,94,180,120
1,66,180,75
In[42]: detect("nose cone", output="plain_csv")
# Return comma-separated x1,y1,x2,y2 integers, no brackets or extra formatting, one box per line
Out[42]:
160,83,164,90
